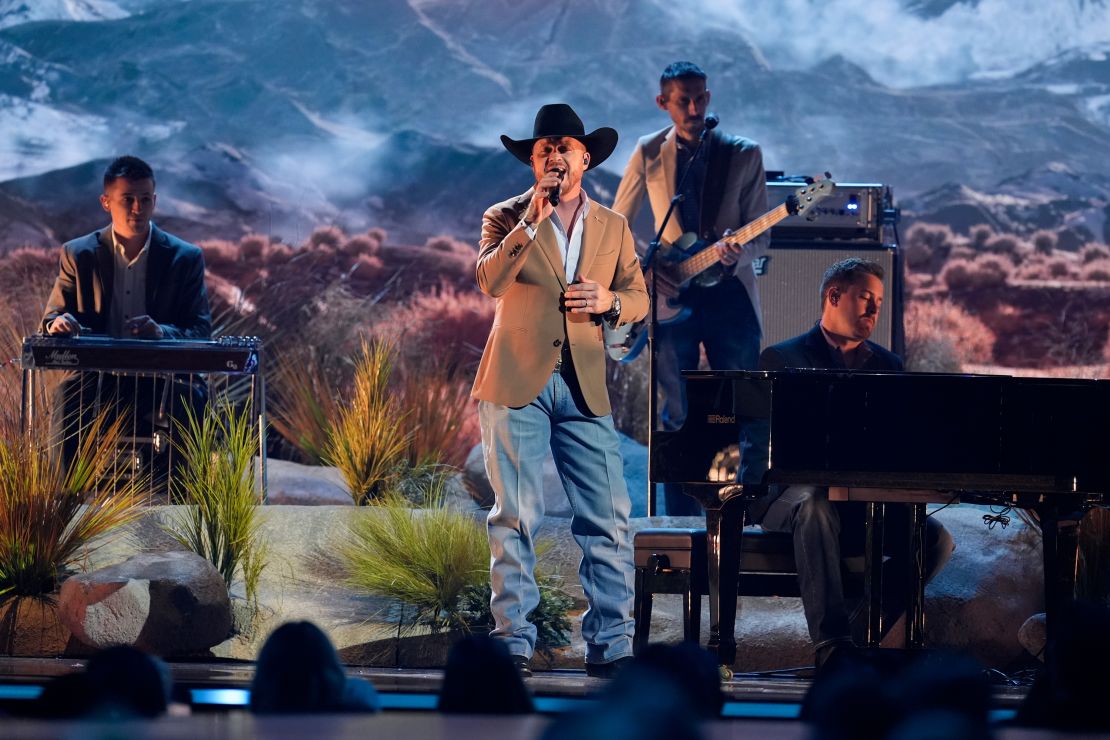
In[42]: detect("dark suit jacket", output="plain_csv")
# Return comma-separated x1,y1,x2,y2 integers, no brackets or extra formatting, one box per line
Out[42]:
759,323,903,373
41,224,211,339
745,323,903,522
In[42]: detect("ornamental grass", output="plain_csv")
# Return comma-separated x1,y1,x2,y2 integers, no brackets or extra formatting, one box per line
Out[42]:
0,414,144,599
270,349,339,465
324,338,410,505
341,488,488,633
341,478,573,646
163,400,268,608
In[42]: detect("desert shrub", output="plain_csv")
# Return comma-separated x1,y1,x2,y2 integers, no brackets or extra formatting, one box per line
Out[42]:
199,239,239,270
903,223,955,274
366,227,387,246
940,255,1010,292
164,400,268,608
457,576,575,652
0,413,143,599
347,254,386,291
394,361,476,469
341,235,381,259
424,235,473,256
948,245,976,261
307,226,344,251
269,350,339,465
968,224,995,250
904,298,995,371
1046,257,1077,279
1032,229,1057,255
376,284,493,379
984,234,1023,264
1083,260,1110,282
324,339,410,505
0,247,65,335
264,241,294,265
239,234,267,261
1080,243,1110,264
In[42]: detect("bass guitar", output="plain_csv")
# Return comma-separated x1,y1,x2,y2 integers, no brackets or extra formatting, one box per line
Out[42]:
604,178,836,362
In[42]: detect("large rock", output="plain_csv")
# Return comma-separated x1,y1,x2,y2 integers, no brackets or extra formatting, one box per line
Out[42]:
263,458,352,505
59,551,232,655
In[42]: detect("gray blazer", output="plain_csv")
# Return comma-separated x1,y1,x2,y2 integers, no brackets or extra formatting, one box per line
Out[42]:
41,224,211,339
611,125,770,329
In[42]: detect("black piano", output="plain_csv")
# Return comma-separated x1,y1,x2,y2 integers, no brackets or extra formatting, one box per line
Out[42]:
652,369,1110,665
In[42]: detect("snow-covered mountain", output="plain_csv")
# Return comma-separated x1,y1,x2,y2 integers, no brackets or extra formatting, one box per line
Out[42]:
0,0,1108,249
0,0,127,30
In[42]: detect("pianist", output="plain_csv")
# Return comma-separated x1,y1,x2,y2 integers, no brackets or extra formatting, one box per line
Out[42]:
746,257,954,669
40,156,211,480
472,104,647,678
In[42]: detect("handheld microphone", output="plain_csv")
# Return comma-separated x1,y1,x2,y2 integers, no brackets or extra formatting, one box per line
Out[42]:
548,169,564,207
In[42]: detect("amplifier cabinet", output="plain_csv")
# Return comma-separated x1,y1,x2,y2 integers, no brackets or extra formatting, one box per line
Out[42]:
754,241,903,354
767,182,886,241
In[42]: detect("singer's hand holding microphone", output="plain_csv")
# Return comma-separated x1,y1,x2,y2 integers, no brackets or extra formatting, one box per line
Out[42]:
525,168,564,226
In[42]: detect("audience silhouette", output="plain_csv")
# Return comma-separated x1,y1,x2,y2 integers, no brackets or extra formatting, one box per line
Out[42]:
250,620,380,714
438,633,533,714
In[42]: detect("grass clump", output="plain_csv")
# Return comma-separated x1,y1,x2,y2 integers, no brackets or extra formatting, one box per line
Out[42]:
0,414,144,599
324,339,410,505
342,487,486,633
163,400,268,608
341,477,573,649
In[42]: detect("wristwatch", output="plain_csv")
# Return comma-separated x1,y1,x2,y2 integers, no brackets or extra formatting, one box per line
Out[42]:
604,294,621,322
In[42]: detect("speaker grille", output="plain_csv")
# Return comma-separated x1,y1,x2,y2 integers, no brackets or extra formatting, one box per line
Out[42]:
756,242,901,352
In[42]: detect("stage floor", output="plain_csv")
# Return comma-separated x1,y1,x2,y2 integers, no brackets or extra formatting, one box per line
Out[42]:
0,656,1030,715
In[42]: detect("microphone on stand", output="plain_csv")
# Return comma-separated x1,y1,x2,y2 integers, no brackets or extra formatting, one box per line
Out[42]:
548,168,564,207
700,112,719,140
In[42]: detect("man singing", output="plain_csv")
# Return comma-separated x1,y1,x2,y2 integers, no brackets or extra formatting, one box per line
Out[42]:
612,61,769,516
472,104,648,678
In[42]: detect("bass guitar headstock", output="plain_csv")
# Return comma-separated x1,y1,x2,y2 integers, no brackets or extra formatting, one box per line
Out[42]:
785,175,836,220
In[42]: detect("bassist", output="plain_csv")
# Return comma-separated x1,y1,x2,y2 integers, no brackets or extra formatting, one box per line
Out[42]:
612,61,769,516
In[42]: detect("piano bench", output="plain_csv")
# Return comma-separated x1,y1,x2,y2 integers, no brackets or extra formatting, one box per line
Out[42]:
633,527,799,653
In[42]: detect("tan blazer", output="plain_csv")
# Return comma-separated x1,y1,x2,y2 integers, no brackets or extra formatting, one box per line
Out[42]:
471,190,648,416
611,125,769,331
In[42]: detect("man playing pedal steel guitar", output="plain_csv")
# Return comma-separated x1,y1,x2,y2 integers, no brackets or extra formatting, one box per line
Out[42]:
43,156,211,341
747,258,955,670
41,156,211,484
612,61,769,516
473,104,647,679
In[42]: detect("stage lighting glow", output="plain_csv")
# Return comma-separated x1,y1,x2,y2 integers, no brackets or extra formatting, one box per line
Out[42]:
190,688,250,706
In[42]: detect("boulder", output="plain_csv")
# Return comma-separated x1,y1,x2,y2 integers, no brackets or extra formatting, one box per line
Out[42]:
263,458,352,505
1018,612,1047,661
59,551,232,655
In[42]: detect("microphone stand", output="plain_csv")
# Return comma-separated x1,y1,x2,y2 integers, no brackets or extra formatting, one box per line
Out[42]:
644,123,714,517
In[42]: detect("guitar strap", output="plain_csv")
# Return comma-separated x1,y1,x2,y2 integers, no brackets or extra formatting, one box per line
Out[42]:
699,130,733,243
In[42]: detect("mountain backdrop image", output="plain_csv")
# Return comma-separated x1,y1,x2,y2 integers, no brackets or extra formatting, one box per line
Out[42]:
2,0,1109,396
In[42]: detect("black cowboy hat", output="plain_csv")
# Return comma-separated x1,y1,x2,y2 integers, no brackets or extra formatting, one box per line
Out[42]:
500,103,618,170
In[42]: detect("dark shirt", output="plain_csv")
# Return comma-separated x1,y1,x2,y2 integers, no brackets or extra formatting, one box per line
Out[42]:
674,136,707,239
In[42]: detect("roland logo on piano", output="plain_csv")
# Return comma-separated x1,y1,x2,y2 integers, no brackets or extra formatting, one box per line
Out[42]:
707,414,736,424
45,349,79,366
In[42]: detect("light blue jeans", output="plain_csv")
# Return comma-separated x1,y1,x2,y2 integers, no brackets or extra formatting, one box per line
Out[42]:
479,370,635,664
